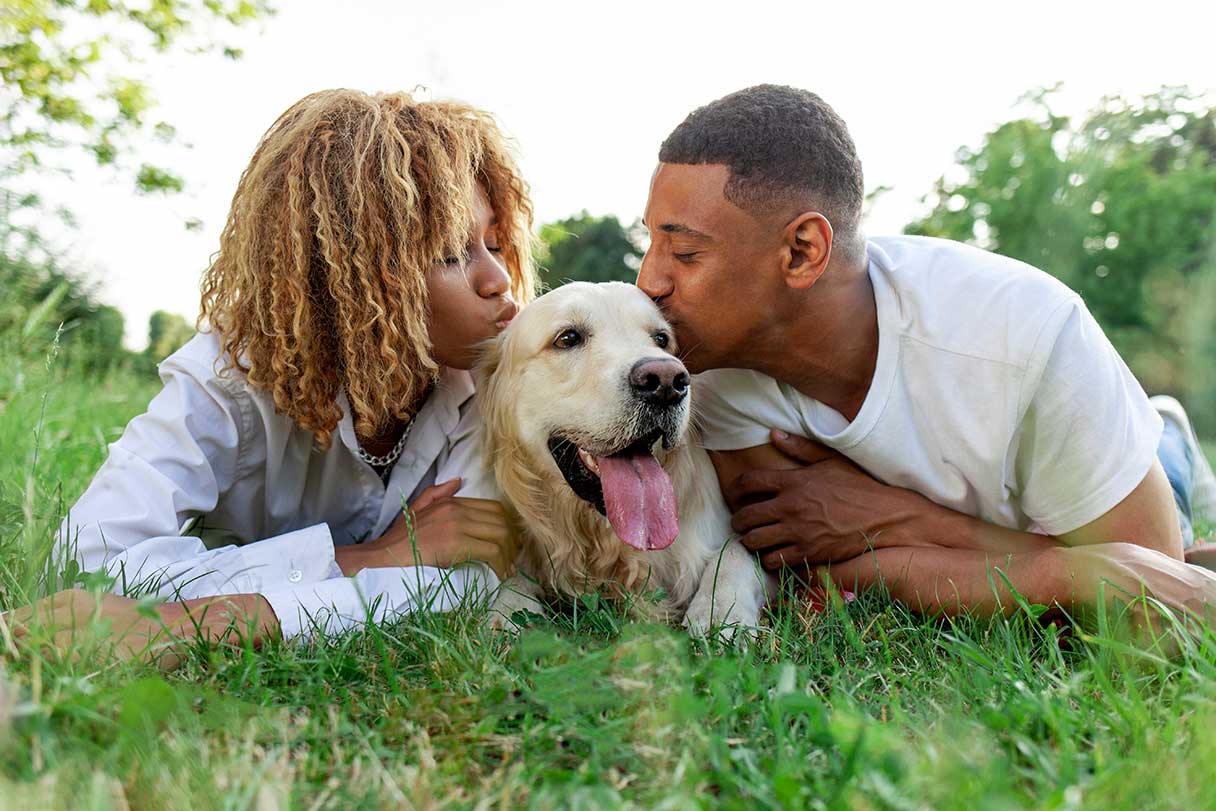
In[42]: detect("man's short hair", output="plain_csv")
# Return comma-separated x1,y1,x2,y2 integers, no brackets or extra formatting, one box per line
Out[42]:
659,84,865,259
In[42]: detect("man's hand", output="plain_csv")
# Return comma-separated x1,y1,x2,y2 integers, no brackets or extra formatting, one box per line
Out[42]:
726,430,945,569
338,479,522,580
2,589,276,672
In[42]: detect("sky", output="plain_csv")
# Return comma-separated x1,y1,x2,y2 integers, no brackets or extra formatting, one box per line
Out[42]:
33,0,1216,348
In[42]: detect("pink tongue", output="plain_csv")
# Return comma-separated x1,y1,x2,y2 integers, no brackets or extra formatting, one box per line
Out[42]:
596,451,679,550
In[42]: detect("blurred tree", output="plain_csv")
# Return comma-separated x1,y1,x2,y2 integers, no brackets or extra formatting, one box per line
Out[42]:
0,188,128,370
1,0,272,193
145,309,194,363
0,0,272,367
907,87,1216,434
538,211,644,288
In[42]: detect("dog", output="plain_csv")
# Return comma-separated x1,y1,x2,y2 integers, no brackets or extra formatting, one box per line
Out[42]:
476,281,769,636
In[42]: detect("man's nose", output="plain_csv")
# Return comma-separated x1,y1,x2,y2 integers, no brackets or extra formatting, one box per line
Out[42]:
636,249,672,301
629,357,690,407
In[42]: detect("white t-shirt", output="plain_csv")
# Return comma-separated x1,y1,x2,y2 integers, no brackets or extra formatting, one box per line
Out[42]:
694,235,1162,537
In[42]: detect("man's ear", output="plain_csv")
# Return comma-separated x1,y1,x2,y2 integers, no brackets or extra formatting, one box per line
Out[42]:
780,212,833,290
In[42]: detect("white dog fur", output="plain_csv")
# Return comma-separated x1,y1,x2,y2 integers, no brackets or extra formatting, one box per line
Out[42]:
476,281,769,636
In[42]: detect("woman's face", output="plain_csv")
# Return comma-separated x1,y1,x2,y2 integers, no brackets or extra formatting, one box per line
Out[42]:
426,186,519,370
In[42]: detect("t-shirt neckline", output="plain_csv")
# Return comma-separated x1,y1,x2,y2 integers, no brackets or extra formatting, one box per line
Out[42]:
790,241,900,451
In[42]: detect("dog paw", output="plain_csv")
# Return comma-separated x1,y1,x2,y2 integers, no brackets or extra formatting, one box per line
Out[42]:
682,604,763,645
486,592,544,634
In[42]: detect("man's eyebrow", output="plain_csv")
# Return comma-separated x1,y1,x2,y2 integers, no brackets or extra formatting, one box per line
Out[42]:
656,223,711,240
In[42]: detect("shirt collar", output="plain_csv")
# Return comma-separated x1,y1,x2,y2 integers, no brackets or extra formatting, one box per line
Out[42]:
335,366,475,454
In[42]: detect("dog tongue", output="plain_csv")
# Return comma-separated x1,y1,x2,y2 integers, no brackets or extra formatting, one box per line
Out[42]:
596,450,679,550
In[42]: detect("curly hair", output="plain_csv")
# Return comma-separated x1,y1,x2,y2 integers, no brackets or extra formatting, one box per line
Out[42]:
199,89,536,448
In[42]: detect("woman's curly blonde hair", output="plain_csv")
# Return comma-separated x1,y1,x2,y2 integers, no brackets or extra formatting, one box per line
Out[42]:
199,89,536,448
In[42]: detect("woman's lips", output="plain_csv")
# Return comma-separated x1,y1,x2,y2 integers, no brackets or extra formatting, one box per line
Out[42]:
494,300,519,330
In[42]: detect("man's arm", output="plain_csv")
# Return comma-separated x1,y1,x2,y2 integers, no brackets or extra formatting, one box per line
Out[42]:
818,542,1216,627
713,433,1194,621
716,432,1182,565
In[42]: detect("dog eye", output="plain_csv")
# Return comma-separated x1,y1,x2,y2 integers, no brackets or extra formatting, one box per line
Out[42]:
553,328,583,349
653,332,669,349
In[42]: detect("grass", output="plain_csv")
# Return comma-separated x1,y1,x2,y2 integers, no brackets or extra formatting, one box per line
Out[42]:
4,352,1216,809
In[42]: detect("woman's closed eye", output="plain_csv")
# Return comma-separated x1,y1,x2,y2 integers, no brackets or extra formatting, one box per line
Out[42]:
444,241,501,265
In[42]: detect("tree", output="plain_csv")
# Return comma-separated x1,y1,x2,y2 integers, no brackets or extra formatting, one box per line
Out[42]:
145,309,194,363
538,212,644,288
1,0,272,193
907,87,1216,435
0,0,272,367
0,187,130,370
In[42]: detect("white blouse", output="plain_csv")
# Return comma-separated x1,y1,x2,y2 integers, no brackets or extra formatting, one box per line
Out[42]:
56,332,499,639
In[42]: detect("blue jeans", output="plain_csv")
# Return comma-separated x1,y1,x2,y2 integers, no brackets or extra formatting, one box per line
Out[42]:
1159,418,1196,547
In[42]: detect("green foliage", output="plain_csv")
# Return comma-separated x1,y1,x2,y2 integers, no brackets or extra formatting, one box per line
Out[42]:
0,189,132,372
538,211,644,288
908,86,1216,434
0,0,267,376
0,0,273,191
4,295,1216,808
144,309,194,365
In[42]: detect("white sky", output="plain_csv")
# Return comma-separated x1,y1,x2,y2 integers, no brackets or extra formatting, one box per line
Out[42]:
34,0,1216,348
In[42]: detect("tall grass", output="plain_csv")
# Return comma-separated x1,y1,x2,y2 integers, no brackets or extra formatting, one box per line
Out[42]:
3,342,1216,809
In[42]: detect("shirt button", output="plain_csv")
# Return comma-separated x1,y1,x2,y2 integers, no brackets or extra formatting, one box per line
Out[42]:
288,569,303,583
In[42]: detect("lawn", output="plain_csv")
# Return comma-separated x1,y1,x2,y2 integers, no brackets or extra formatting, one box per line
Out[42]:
3,358,1216,810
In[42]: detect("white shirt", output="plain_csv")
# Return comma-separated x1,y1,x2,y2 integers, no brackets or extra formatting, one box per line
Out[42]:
695,235,1163,537
57,332,500,639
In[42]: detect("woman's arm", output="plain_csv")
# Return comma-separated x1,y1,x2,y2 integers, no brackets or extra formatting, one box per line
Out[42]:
57,349,341,601
5,590,280,671
260,396,519,639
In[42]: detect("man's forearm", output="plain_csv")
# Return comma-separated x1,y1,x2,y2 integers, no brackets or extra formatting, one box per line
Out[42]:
912,508,1061,557
821,546,1064,616
822,543,1216,622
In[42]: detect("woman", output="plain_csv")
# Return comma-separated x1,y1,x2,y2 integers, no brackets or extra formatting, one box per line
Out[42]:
9,89,533,666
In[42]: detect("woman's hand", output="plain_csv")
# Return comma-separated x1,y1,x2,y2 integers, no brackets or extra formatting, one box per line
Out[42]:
337,479,522,581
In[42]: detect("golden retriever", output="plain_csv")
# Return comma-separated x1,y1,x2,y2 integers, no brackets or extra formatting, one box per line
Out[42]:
477,282,769,636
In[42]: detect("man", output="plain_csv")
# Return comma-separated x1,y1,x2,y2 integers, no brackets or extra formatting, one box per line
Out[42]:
637,84,1216,624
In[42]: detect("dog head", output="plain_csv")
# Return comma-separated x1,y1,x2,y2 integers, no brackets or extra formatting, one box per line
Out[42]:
477,282,691,551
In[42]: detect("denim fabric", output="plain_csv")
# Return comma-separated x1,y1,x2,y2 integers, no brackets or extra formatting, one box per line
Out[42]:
1158,417,1196,547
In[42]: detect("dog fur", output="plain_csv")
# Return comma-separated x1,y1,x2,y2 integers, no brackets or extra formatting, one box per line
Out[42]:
476,282,768,636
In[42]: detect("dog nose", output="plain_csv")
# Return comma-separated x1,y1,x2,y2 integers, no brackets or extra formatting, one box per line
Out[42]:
629,357,690,406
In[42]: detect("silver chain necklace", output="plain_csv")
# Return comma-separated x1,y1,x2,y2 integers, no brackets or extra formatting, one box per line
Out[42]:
356,415,416,470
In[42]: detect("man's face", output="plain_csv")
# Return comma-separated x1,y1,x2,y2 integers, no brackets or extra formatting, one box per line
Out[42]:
637,163,782,374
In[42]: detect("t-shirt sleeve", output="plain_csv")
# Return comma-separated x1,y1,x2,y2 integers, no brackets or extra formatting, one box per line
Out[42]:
693,369,806,451
1013,297,1163,536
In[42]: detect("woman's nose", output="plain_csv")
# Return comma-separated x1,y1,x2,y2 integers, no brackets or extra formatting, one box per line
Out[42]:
476,252,512,298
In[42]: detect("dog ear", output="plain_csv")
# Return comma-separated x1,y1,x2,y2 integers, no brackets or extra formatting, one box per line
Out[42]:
473,331,506,392
473,331,512,436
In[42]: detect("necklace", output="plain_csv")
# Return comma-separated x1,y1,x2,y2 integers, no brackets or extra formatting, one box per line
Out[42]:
356,415,415,470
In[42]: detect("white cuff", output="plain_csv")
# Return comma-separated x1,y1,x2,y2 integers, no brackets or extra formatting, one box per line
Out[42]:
261,561,500,640
234,523,342,593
